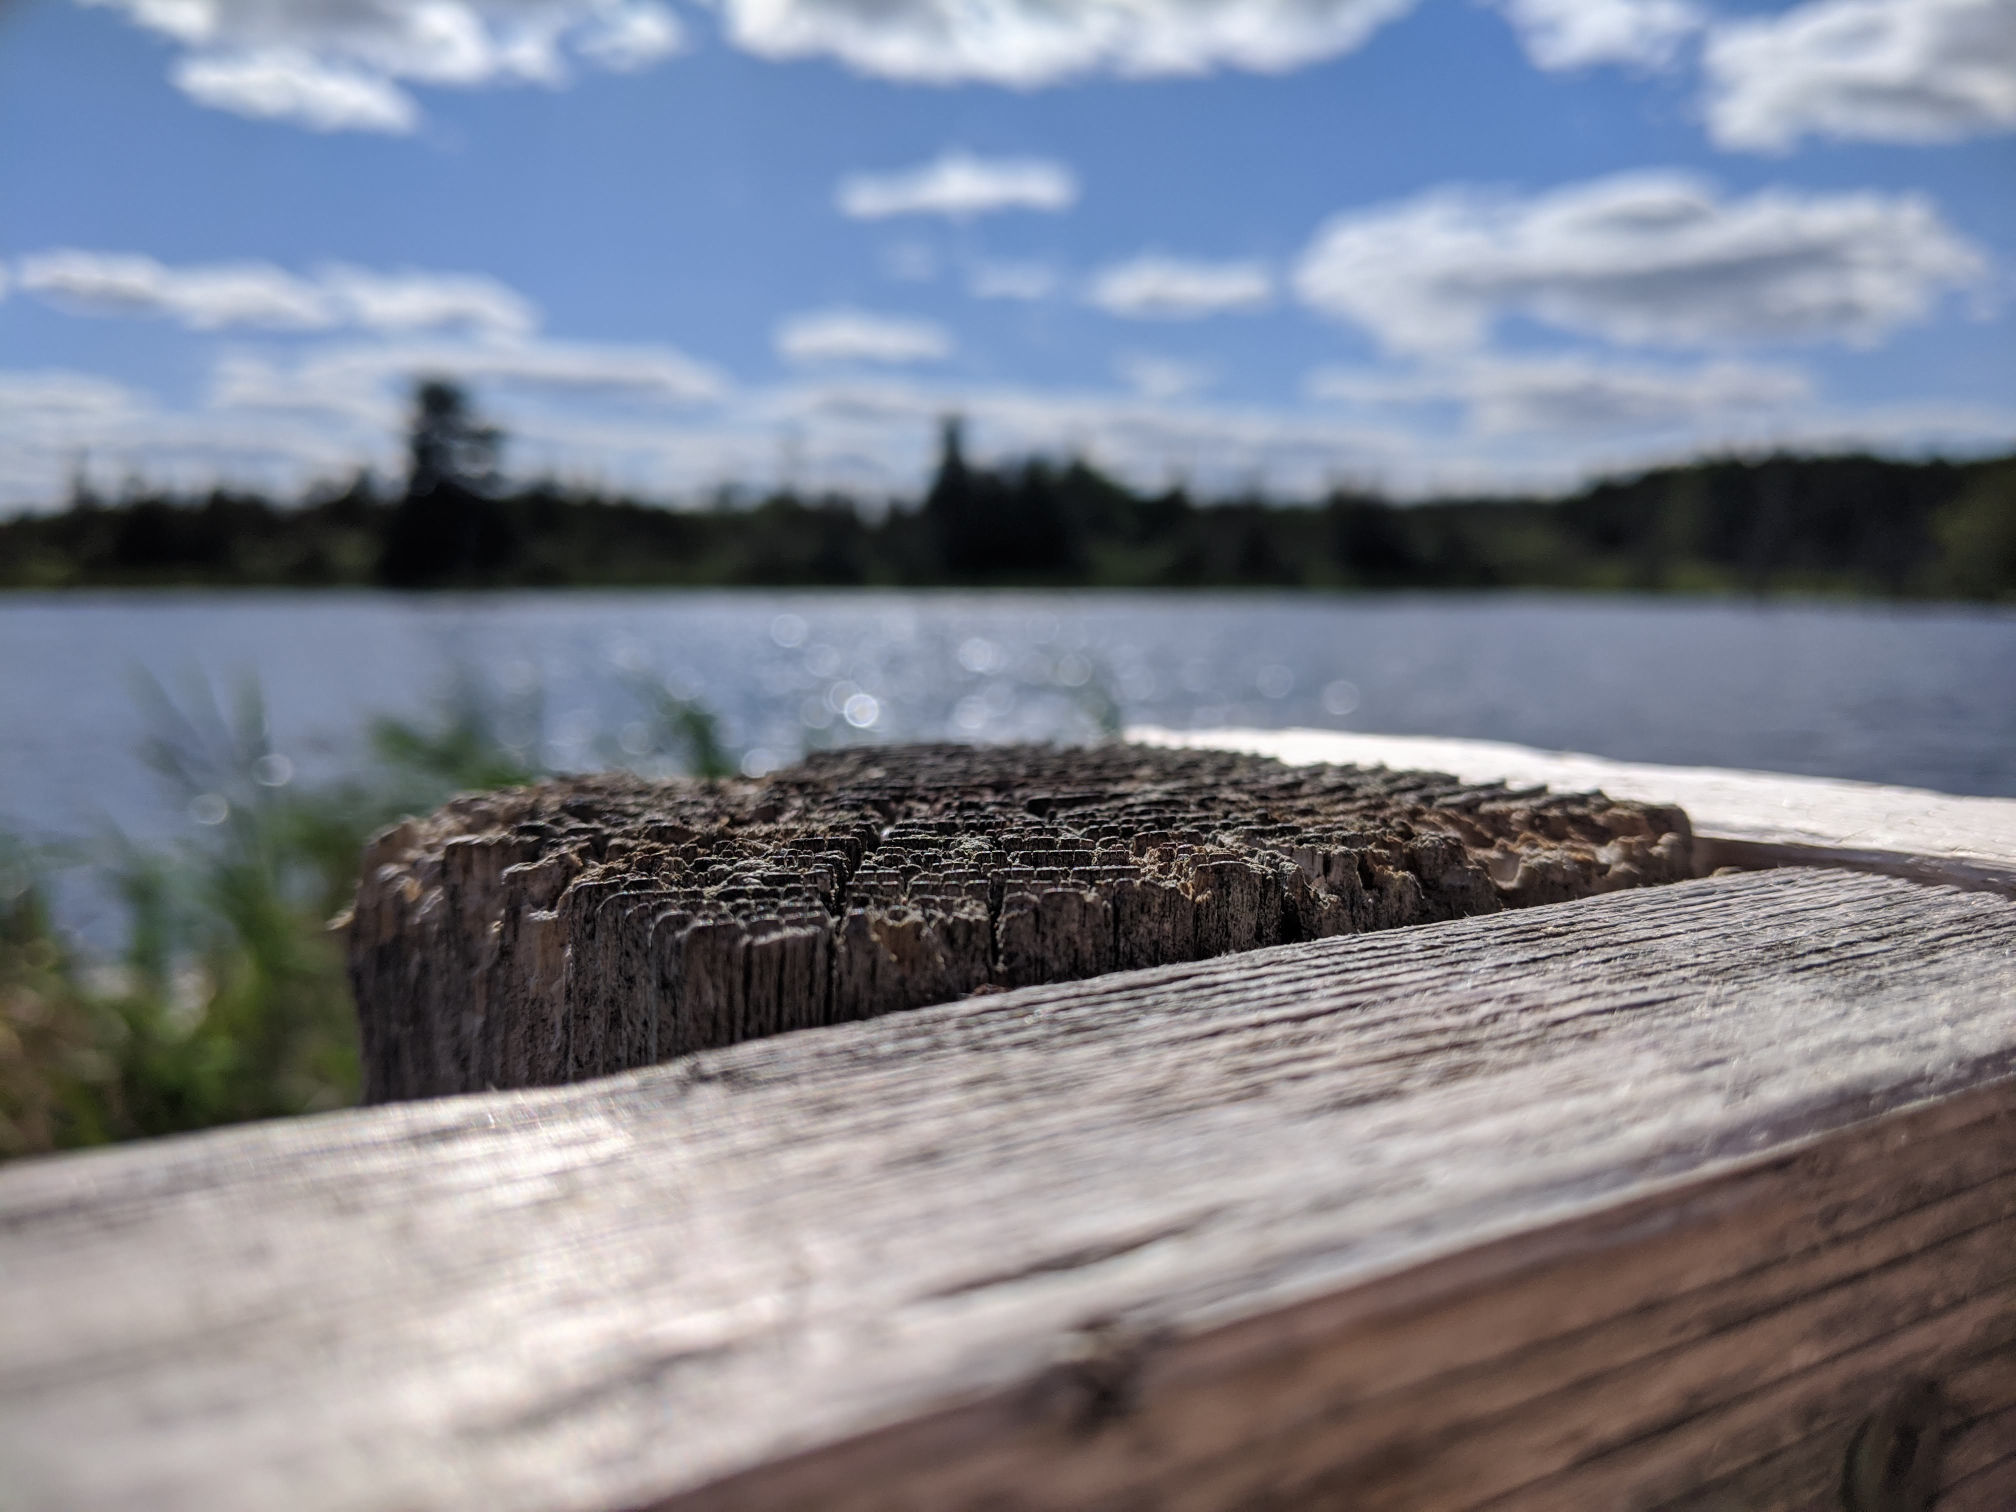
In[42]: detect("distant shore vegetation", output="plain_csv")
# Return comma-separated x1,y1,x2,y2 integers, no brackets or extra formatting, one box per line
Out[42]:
4,381,2012,600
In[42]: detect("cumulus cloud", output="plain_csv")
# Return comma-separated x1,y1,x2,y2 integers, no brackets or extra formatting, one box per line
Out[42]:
967,261,1060,301
715,0,1419,87
1704,0,2016,151
13,332,727,505
1462,357,1811,433
1727,398,2016,458
0,367,367,511
172,50,421,132
746,372,2016,499
774,309,954,365
355,336,723,402
1299,353,2016,493
315,266,541,334
747,376,1413,495
211,337,727,423
0,369,144,422
1087,256,1274,319
1496,0,1702,71
8,345,2014,511
81,0,683,132
837,151,1078,221
12,252,540,336
572,0,685,68
17,251,337,329
1293,172,1987,353
1308,354,1812,434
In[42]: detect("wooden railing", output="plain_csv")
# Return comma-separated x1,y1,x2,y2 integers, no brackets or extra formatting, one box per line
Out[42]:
3,733,2012,1511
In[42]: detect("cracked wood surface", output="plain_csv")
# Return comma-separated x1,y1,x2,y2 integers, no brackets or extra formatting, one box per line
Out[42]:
6,867,2016,1511
346,742,1694,1101
1137,726,2016,894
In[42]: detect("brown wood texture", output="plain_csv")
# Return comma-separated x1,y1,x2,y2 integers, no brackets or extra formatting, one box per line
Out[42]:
5,867,2014,1511
1137,726,2016,894
347,742,1694,1100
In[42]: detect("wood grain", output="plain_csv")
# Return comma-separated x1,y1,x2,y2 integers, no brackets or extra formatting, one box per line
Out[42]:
1135,725,2016,894
5,867,2015,1510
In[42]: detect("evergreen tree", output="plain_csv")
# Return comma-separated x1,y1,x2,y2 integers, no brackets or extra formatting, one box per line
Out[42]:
922,416,1078,579
379,380,517,588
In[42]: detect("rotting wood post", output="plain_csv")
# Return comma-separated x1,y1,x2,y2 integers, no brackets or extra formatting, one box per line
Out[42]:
345,742,1696,1101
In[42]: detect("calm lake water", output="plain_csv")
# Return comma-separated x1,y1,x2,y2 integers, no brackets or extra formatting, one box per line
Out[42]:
5,592,2013,859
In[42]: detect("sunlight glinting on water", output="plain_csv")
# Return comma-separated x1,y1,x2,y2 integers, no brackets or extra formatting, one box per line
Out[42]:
5,593,2013,871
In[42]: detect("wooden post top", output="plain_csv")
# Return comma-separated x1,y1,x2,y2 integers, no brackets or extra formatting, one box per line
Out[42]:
346,741,1694,1102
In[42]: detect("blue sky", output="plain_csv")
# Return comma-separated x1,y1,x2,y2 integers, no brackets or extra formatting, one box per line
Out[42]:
2,0,2013,508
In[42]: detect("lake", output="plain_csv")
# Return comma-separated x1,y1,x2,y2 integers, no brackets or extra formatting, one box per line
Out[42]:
5,592,2013,862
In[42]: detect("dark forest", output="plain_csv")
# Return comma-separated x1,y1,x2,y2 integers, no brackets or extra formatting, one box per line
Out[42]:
5,383,2012,599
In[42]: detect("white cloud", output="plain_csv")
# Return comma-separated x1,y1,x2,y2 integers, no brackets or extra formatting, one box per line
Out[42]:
573,0,685,68
734,372,2016,499
0,369,145,422
1293,172,1988,354
746,376,1412,495
82,0,683,132
12,252,540,336
316,266,540,335
12,332,730,504
837,151,1078,221
1116,354,1215,400
1297,352,2016,489
1087,255,1274,319
0,368,368,511
209,337,727,424
339,336,724,402
1497,0,1701,71
1704,0,2016,151
1728,398,2016,458
1465,357,1811,433
7,344,2014,513
17,251,336,329
715,0,1419,87
172,50,421,132
1308,354,1812,434
967,261,1059,301
774,309,954,365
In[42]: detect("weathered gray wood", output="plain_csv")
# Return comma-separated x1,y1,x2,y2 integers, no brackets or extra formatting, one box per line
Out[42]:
1137,725,2016,893
348,742,1694,1100
5,868,2015,1511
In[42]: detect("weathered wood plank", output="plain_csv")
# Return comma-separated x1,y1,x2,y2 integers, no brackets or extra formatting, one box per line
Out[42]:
1147,1170,2016,1512
1134,725,2016,893
4,868,2014,1510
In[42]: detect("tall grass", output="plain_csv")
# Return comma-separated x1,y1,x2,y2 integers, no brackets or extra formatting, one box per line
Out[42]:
0,673,729,1160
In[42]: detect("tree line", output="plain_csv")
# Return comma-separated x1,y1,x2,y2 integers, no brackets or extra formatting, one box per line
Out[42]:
4,381,2012,599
